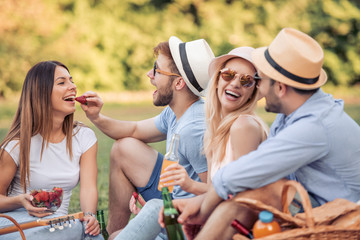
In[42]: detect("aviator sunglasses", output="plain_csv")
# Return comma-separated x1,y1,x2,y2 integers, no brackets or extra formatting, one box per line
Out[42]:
219,68,256,88
153,61,181,77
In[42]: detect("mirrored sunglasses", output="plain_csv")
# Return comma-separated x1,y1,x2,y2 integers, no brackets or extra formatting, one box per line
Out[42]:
219,68,256,88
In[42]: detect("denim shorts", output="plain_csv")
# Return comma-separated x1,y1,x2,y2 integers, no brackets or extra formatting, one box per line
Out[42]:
136,152,164,201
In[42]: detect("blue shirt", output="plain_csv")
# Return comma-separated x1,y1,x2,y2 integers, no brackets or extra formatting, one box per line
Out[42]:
155,98,208,199
213,89,360,204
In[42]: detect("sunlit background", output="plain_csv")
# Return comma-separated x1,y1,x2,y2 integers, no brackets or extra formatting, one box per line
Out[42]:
1,0,360,100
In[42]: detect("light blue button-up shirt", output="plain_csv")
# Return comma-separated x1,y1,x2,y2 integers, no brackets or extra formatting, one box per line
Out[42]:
212,89,360,205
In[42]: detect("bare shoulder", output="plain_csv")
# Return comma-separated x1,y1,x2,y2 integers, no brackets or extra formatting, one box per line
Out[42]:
230,115,262,135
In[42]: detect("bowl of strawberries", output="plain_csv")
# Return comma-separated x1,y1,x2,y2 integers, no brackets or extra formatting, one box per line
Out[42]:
30,187,63,212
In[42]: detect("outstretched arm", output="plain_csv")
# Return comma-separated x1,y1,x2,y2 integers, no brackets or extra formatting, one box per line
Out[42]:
80,91,165,142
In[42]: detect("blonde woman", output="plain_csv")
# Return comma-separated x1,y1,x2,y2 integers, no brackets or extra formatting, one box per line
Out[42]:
204,46,268,182
159,47,269,239
0,61,103,240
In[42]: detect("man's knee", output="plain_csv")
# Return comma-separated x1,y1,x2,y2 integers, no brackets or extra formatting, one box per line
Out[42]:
110,137,136,166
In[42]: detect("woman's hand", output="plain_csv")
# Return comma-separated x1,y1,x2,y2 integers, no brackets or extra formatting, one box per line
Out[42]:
21,194,52,218
129,192,146,215
83,214,100,236
160,163,194,192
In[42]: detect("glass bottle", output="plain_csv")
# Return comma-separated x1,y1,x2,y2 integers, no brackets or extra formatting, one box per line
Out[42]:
158,134,180,192
252,210,281,238
231,219,254,239
162,186,185,240
96,210,109,240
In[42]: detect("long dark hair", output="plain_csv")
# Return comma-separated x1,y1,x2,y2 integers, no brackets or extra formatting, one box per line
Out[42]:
0,61,77,193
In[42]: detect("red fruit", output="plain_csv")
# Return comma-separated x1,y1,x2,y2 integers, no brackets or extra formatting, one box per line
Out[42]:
55,197,61,207
75,95,87,105
53,187,63,197
132,192,139,200
30,190,38,196
38,191,49,202
49,192,57,202
33,193,40,203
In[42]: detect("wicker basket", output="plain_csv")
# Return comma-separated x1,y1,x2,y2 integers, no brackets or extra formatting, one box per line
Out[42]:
233,181,360,240
0,214,26,240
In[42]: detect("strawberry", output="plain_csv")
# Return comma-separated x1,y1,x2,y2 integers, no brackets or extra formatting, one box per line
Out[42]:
132,192,139,200
49,191,57,202
30,189,38,196
75,95,87,105
32,193,40,203
38,191,49,202
53,187,63,197
55,197,62,207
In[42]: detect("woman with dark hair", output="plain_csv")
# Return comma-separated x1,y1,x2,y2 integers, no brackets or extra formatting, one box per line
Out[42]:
0,61,103,239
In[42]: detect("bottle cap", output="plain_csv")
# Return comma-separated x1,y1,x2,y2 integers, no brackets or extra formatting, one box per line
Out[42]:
259,210,274,223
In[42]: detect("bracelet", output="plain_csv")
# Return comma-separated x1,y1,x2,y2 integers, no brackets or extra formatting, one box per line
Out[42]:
84,212,96,218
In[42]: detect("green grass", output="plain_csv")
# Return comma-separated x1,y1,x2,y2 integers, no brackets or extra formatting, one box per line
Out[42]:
1,99,360,223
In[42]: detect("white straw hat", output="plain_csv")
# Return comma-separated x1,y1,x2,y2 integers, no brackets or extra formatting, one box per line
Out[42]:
169,36,215,97
252,28,327,90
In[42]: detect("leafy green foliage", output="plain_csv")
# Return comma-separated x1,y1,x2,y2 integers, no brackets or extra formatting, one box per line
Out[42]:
0,0,359,98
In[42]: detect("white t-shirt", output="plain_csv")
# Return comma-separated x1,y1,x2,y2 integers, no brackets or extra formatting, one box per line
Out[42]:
4,126,97,215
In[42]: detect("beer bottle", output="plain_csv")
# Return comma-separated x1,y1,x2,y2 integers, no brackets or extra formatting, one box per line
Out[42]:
96,210,109,240
158,134,180,192
162,186,185,240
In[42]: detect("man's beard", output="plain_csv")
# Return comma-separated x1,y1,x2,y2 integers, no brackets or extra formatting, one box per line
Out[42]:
265,99,281,113
153,87,173,106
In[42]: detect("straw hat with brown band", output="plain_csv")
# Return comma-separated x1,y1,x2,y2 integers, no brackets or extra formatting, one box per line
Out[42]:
252,28,327,90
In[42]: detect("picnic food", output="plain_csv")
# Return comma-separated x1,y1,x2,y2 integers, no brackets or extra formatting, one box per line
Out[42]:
75,95,87,105
30,187,63,212
132,192,139,201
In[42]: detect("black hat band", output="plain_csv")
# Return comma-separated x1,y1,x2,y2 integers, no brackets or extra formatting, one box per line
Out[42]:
179,43,203,92
265,49,319,84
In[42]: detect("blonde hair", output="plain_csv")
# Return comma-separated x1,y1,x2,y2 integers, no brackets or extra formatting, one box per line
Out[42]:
203,58,260,177
0,61,79,193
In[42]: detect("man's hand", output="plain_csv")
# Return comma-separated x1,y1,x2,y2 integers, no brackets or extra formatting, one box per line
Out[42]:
79,91,104,122
160,163,194,193
158,194,207,227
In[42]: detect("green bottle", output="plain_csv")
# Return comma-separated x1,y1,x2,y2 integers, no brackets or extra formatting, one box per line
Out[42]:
162,187,185,240
96,210,109,240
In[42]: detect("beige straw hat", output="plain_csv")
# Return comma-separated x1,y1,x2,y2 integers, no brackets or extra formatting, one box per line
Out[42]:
169,36,215,97
252,28,327,90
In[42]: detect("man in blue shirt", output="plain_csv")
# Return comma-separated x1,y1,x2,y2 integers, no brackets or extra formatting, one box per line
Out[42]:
159,28,360,240
82,36,214,237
